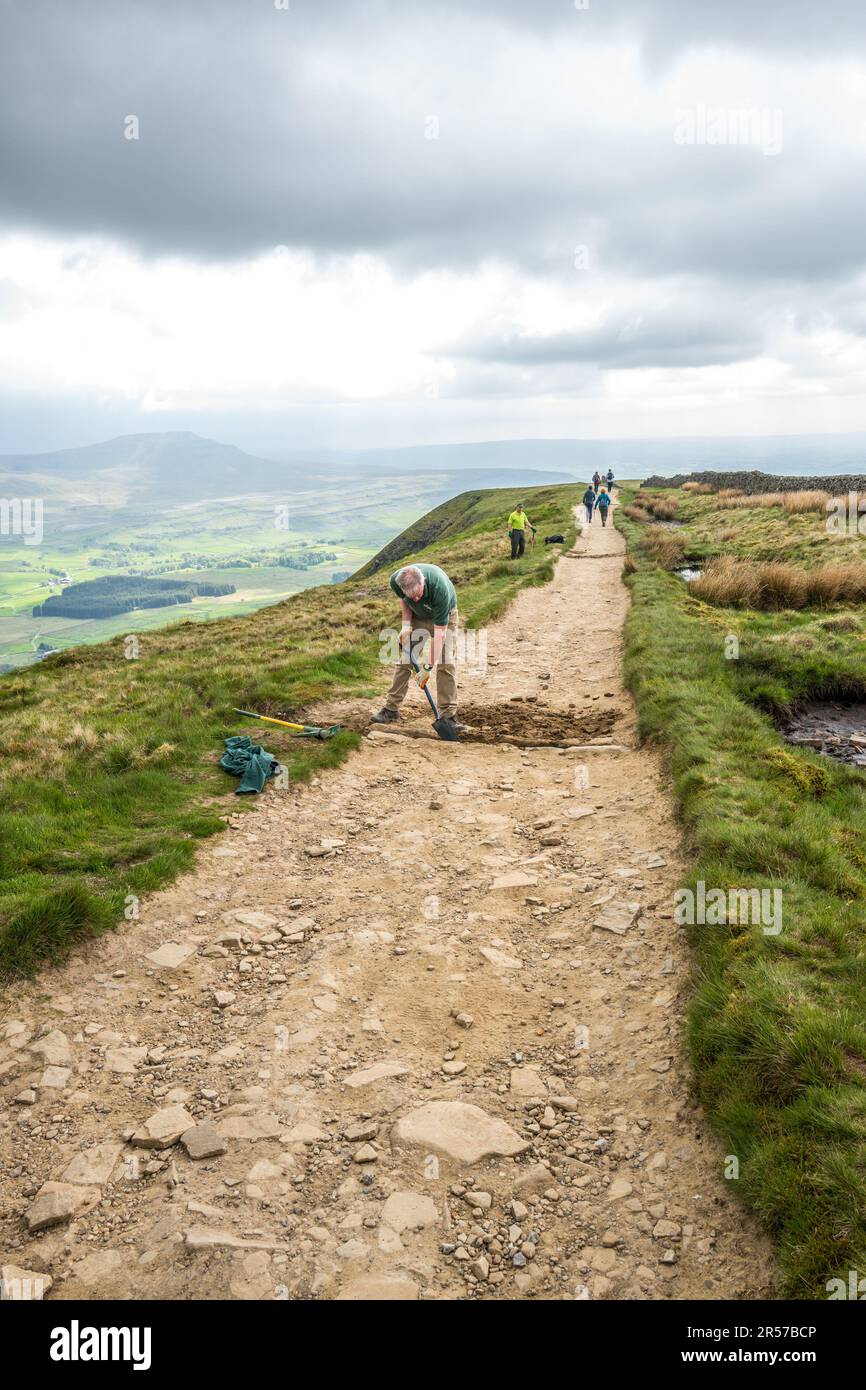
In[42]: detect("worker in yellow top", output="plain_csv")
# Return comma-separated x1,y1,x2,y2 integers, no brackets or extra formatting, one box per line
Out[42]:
507,502,536,559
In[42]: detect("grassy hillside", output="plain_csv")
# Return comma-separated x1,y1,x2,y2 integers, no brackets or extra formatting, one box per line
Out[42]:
1,432,578,674
0,482,581,981
356,485,575,577
617,483,866,1298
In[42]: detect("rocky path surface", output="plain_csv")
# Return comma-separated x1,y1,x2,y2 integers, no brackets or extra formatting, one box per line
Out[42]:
0,501,775,1302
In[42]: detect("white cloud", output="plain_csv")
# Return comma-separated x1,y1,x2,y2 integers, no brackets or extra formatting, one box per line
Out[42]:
4,1,866,446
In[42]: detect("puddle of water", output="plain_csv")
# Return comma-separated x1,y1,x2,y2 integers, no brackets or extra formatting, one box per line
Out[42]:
781,701,866,767
677,567,703,582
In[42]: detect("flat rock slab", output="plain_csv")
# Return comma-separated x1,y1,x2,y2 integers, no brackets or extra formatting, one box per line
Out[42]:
105,1046,147,1074
27,1181,101,1232
184,1226,289,1253
607,1177,634,1201
131,1104,196,1149
480,946,523,971
145,941,196,969
233,911,280,931
490,871,538,891
565,743,630,754
393,1100,530,1165
510,1067,547,1097
337,1276,419,1301
313,994,338,1014
285,1122,328,1145
593,900,642,936
181,1123,228,1160
72,1249,124,1288
1,1265,54,1299
61,1141,124,1186
381,1191,438,1234
215,1112,283,1141
28,1030,71,1066
344,1061,409,1089
40,1066,71,1089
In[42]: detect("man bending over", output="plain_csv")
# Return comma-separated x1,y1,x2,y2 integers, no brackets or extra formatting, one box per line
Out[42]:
372,563,465,735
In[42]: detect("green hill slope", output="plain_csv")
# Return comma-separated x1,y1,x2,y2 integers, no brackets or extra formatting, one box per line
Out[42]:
356,485,576,577
0,482,581,980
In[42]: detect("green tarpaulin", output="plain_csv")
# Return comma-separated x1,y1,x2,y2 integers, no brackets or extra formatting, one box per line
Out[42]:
220,735,281,794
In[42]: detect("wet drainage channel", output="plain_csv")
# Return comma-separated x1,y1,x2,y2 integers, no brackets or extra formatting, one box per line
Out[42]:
781,701,866,768
676,567,703,582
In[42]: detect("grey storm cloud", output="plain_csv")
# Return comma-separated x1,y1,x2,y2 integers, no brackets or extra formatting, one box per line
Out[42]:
4,0,866,419
1,0,866,287
452,299,765,372
463,0,866,56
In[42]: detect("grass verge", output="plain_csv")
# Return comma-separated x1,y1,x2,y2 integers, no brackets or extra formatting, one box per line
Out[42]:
617,483,866,1298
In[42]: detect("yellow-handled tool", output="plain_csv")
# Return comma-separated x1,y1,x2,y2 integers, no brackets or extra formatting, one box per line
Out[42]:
234,708,342,740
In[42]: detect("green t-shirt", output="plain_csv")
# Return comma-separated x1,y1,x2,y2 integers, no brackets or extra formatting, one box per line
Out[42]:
390,563,457,626
508,510,529,531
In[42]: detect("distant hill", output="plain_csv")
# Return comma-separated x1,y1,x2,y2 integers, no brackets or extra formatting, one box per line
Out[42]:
0,431,577,508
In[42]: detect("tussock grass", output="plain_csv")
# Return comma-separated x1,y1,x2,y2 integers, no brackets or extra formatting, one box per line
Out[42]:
0,483,581,979
615,482,866,1297
633,492,680,520
693,557,866,610
645,526,686,569
717,489,829,513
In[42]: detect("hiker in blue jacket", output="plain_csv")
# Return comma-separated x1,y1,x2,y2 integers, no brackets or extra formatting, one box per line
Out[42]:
582,486,595,524
595,486,611,527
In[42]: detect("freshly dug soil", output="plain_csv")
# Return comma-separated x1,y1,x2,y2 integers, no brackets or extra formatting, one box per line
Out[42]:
456,700,617,744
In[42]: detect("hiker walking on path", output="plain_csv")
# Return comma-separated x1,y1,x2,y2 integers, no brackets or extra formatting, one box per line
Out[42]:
595,486,612,527
582,485,596,524
606,468,614,489
506,503,536,559
372,563,463,733
592,471,601,494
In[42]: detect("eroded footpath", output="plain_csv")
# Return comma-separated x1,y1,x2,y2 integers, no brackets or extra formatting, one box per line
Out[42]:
0,502,775,1302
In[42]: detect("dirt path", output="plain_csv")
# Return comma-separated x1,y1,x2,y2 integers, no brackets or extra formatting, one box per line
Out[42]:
0,501,775,1302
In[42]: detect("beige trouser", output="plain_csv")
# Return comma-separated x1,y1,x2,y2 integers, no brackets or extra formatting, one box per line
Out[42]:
385,608,458,718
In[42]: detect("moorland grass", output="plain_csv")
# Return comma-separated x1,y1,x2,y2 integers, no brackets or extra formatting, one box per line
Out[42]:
617,483,866,1297
693,557,866,609
715,489,830,513
0,483,580,980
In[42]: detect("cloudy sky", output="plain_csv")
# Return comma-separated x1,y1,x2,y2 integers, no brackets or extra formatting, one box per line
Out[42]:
2,0,866,454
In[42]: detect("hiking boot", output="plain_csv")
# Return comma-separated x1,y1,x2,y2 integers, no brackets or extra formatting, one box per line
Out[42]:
371,707,399,724
448,719,470,734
